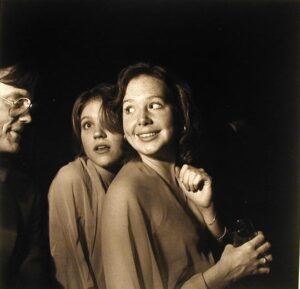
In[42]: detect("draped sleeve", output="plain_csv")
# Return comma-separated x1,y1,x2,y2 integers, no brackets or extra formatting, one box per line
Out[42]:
101,176,164,289
48,157,107,289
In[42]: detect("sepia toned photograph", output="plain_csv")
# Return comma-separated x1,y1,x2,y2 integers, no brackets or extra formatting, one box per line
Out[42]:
0,0,299,288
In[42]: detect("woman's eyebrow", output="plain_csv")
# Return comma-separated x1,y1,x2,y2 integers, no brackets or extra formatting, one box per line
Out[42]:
123,95,166,104
123,99,133,104
80,116,92,122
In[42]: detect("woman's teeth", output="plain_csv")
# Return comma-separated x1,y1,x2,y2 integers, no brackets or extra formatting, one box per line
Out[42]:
139,132,157,138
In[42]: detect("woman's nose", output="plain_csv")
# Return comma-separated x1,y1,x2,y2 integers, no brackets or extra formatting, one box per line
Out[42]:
138,109,152,126
94,126,107,139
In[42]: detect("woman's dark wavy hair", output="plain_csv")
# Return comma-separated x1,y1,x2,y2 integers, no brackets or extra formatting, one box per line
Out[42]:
116,62,202,165
0,63,38,94
72,83,122,156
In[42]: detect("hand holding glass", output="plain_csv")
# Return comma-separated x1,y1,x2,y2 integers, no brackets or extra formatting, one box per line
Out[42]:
228,218,257,247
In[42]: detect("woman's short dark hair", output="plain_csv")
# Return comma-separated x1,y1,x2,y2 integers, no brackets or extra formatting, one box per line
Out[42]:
116,62,202,165
0,63,37,94
72,83,122,156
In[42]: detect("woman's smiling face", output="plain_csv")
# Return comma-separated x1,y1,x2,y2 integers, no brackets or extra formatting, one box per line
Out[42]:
122,75,176,161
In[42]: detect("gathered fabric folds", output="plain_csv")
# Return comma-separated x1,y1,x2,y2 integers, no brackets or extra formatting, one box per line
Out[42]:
101,160,215,289
49,157,114,289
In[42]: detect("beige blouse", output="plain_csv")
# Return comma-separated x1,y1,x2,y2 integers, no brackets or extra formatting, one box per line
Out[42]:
49,157,114,289
101,160,215,289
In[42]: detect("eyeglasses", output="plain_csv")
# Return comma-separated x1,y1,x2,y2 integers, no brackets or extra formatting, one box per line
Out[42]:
0,95,32,117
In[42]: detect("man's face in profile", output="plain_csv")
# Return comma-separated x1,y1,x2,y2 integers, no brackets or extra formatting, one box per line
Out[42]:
0,82,32,153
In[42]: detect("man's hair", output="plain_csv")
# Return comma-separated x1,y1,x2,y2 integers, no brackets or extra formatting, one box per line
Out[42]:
0,63,38,93
116,62,202,165
72,83,122,156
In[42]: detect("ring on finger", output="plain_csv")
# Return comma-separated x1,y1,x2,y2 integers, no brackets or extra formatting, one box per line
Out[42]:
263,256,268,264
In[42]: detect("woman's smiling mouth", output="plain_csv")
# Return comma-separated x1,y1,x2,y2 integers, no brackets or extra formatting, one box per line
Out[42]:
136,131,159,141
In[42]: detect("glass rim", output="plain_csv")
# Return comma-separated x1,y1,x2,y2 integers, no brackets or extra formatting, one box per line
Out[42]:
0,95,31,105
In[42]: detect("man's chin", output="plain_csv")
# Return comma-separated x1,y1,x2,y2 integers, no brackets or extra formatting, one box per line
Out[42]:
0,142,20,154
9,145,20,154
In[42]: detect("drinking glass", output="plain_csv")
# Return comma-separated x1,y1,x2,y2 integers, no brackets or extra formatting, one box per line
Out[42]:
228,218,257,247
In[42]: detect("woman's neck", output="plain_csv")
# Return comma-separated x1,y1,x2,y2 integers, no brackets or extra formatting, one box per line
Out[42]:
140,155,177,187
95,164,116,179
87,158,117,184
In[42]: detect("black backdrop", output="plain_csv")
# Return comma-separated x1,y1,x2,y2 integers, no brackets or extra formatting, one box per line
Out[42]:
1,0,299,288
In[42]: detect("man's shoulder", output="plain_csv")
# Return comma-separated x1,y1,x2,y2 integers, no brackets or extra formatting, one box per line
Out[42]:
8,169,33,184
5,169,39,211
7,169,35,194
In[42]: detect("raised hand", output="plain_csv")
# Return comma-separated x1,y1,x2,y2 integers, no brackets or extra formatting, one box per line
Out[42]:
175,164,213,208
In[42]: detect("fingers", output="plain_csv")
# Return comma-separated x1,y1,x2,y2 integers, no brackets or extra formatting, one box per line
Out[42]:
175,166,180,179
177,164,211,192
241,231,272,275
253,266,271,275
221,238,272,280
258,254,273,266
264,254,273,263
178,164,188,181
244,231,271,255
256,240,271,256
247,231,265,248
182,169,196,192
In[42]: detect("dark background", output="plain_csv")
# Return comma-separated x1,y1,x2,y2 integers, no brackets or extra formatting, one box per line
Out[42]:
1,0,299,288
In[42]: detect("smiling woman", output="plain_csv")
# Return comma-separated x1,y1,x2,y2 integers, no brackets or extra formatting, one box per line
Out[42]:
122,75,176,161
48,83,124,289
101,63,273,289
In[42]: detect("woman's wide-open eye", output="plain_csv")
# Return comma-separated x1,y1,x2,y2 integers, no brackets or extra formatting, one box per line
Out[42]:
123,105,135,114
81,121,93,130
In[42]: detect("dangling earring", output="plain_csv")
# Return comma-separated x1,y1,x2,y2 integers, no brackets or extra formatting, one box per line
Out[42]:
123,134,126,140
183,126,187,132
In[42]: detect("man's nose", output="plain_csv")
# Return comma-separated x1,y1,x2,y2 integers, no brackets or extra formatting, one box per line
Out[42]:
18,111,32,124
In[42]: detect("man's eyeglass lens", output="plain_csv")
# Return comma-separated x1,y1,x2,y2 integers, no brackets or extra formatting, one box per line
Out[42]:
10,98,32,117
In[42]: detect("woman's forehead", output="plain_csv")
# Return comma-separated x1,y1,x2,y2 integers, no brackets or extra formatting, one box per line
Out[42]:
81,98,102,115
124,75,167,100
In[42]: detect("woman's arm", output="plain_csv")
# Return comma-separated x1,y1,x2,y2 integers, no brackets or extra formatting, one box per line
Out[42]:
48,168,96,289
175,165,225,241
176,165,272,288
188,201,225,242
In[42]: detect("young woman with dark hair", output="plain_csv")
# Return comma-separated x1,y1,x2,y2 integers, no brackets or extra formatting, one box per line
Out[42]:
101,63,272,289
48,83,124,289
